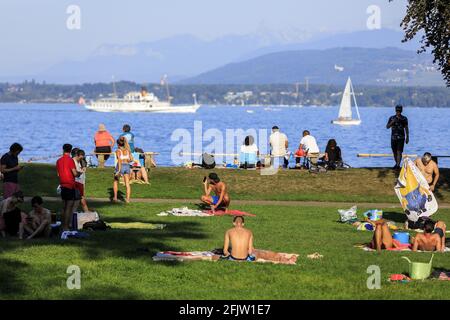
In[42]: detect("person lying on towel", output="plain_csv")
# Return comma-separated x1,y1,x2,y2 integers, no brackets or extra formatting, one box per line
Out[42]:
201,173,230,212
412,220,446,252
367,219,402,252
223,216,297,264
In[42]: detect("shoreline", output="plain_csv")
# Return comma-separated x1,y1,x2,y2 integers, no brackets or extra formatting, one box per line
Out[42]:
1,102,449,108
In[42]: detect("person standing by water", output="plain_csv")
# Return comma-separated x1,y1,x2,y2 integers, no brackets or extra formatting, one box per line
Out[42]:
94,124,115,161
119,124,135,153
386,105,409,169
72,149,90,212
1,143,24,199
113,137,133,203
56,144,81,231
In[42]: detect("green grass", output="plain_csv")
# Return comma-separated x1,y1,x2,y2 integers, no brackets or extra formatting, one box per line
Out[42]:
1,202,449,299
11,164,450,203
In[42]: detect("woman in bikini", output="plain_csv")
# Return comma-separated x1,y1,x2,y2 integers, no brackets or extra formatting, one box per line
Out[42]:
113,137,134,203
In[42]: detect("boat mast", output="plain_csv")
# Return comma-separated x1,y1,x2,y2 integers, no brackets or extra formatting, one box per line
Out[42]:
349,79,361,120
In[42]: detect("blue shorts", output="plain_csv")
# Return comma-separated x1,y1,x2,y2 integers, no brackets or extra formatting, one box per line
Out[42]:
228,255,256,262
212,196,220,205
116,163,131,175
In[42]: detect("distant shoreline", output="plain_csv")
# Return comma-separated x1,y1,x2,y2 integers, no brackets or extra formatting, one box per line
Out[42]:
0,102,448,108
0,81,448,107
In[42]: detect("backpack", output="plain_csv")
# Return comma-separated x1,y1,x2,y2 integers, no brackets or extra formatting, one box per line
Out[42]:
201,153,216,169
82,220,110,231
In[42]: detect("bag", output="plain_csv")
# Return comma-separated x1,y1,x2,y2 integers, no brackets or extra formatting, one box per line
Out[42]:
338,206,358,223
82,219,110,231
295,149,306,157
201,153,216,169
77,211,99,230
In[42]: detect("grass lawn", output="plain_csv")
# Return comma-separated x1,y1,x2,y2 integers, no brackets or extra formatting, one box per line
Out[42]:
1,202,449,300
12,164,450,203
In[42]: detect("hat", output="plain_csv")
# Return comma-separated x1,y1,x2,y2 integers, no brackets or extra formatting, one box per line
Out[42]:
98,124,107,131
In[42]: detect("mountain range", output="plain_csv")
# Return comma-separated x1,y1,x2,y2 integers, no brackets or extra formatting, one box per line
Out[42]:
16,29,444,86
182,47,444,86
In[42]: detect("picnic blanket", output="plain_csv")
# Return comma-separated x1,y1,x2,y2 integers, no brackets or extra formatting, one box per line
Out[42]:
394,158,438,222
355,244,450,252
153,250,297,265
206,210,256,217
158,207,211,217
158,207,256,217
152,251,220,261
61,231,89,240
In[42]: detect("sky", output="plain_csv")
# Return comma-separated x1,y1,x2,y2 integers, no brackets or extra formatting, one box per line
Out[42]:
0,0,408,76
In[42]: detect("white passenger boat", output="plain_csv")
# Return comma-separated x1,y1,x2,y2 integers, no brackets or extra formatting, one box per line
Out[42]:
84,88,200,113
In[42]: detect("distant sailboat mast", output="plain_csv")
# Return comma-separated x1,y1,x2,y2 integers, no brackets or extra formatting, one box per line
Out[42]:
350,79,361,121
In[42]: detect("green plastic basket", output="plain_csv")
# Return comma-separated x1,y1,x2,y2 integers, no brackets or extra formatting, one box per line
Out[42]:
401,254,434,280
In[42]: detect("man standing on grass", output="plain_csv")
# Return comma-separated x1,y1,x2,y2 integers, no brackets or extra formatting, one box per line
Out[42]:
56,144,80,231
414,152,439,192
386,105,409,169
1,143,24,199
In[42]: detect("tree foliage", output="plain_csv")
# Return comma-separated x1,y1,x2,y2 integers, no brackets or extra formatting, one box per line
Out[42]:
394,0,450,86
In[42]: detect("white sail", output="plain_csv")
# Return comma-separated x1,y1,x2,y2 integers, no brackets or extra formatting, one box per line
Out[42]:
332,77,361,126
338,77,352,119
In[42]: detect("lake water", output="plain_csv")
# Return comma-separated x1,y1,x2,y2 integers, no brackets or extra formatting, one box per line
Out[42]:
0,103,449,168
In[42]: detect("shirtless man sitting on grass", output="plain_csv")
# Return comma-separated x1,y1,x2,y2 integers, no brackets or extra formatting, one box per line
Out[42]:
414,152,439,192
222,216,297,264
201,173,230,212
412,220,446,252
22,196,51,240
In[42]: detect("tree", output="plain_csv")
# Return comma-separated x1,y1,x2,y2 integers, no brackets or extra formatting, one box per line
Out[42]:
393,0,450,86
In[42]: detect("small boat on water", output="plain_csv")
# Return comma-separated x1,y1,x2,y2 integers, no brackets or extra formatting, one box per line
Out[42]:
332,77,361,126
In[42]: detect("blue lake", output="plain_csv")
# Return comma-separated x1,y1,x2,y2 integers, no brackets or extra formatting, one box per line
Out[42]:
0,103,449,168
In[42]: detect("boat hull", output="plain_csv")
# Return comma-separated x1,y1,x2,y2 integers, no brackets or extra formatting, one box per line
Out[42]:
332,119,361,126
85,103,201,113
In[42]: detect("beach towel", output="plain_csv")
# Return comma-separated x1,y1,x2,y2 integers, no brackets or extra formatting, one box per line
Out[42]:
394,158,438,222
153,250,297,265
61,230,89,240
152,251,220,262
158,207,211,217
206,210,256,217
158,207,256,217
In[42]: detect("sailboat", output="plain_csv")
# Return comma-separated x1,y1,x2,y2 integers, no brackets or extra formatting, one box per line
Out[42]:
332,77,361,126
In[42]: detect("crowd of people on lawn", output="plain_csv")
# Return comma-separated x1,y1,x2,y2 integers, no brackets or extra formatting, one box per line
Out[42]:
0,105,446,256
